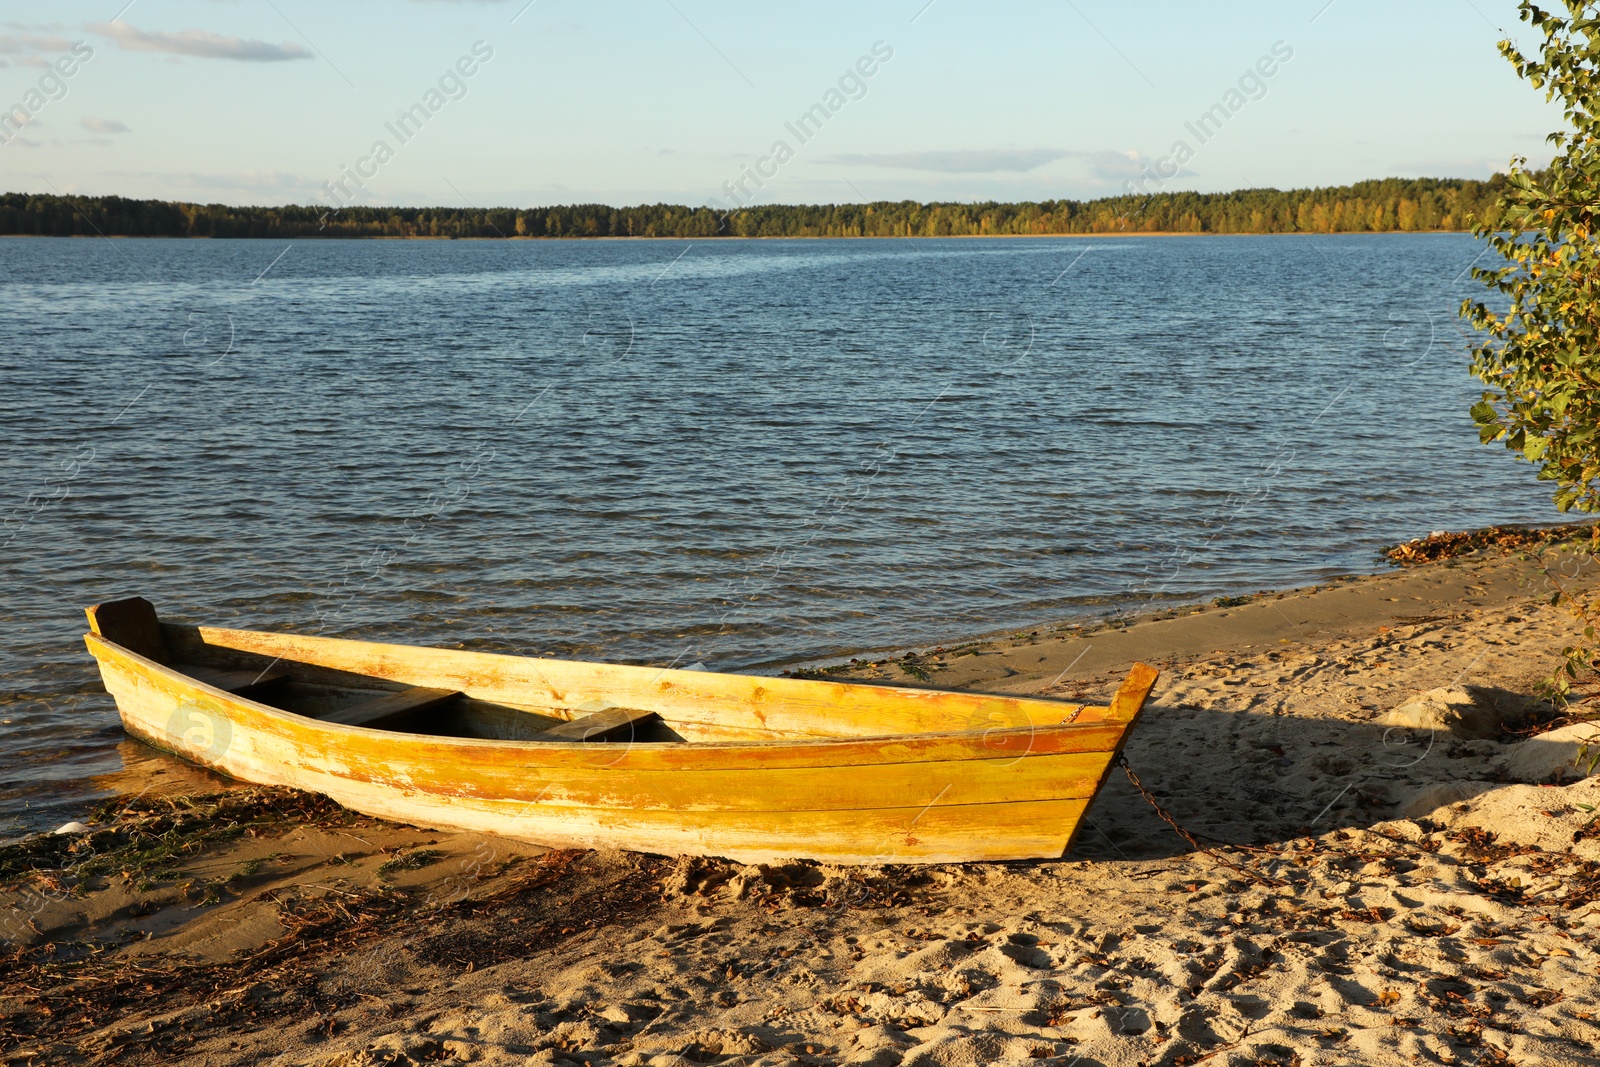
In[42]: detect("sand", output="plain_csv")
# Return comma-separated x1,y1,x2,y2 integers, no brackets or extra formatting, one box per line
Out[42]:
3,539,1599,1066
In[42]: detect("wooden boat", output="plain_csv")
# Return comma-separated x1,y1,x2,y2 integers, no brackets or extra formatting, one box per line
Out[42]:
82,597,1157,865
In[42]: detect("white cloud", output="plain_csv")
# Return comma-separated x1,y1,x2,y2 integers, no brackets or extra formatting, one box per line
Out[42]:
1076,149,1197,186
82,117,130,134
1084,150,1148,181
89,22,312,62
105,169,316,196
825,148,1070,174
819,146,1206,186
0,33,73,54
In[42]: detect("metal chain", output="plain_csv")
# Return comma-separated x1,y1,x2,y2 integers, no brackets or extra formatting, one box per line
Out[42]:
1116,755,1286,888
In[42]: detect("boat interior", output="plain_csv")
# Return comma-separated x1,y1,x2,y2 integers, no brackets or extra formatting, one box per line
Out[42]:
87,597,1111,746
90,598,696,744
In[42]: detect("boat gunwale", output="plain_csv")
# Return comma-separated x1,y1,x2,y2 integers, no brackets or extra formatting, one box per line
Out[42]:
177,622,1098,719
84,630,1133,759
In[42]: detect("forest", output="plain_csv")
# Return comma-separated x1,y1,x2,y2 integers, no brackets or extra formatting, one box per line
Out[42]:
0,177,1500,239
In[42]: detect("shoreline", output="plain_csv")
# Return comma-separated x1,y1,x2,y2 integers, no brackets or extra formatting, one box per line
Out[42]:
774,522,1597,693
4,529,1599,1065
0,229,1477,242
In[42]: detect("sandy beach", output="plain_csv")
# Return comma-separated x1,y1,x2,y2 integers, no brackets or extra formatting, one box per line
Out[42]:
4,533,1599,1067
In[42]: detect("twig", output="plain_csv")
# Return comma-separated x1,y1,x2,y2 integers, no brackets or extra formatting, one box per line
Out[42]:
288,883,365,898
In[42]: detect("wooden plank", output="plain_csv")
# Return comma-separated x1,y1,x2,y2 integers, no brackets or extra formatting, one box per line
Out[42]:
325,717,1125,774
311,745,1111,811
424,796,1094,864
180,624,1094,739
85,598,166,664
183,665,285,695
321,687,460,729
531,706,659,742
1108,662,1160,721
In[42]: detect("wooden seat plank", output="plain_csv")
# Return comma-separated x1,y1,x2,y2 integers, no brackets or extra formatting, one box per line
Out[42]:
184,665,286,695
321,687,460,729
532,707,659,743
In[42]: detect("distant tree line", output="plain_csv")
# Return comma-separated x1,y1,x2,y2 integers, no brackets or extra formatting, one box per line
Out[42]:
0,177,1503,239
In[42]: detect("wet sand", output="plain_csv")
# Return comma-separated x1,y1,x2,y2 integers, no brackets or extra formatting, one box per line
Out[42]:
3,537,1599,1066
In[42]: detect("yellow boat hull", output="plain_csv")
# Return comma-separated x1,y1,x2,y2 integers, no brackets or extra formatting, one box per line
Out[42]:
83,599,1156,865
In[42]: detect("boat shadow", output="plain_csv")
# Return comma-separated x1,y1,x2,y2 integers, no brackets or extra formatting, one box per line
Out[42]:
1066,697,1523,863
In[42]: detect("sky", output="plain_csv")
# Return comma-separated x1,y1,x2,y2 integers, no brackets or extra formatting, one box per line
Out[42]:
0,0,1569,210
